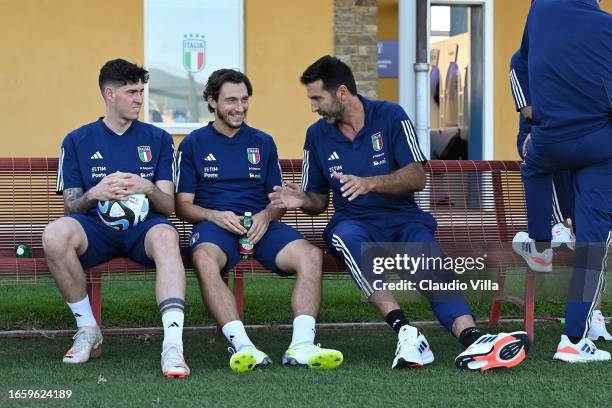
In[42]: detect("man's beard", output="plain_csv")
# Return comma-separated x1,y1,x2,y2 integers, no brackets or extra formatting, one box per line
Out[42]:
217,110,245,129
322,99,344,125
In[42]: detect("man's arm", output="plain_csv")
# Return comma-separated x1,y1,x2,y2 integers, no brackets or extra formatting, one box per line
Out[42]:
63,188,96,214
268,182,329,215
334,162,425,201
175,192,246,235
62,174,133,214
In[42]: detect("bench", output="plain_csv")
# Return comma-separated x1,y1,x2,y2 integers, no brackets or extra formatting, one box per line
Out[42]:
0,158,572,340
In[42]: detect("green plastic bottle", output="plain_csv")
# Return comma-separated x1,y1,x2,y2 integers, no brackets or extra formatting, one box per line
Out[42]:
15,244,32,258
239,212,254,260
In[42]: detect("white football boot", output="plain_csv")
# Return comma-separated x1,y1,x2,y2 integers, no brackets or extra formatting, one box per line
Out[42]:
63,326,103,364
551,223,575,250
161,344,190,378
553,335,611,363
392,325,434,369
512,231,553,272
587,310,612,341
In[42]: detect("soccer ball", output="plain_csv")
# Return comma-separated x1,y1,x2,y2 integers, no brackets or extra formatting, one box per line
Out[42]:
97,194,149,231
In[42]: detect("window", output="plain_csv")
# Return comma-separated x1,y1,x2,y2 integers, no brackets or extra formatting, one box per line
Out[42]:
144,0,244,134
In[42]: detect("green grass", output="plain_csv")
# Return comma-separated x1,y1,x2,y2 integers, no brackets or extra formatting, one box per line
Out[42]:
0,324,611,407
0,274,610,331
0,277,611,406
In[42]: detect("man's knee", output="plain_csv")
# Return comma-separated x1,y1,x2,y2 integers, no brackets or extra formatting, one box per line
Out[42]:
146,225,179,254
295,243,323,276
192,245,225,279
42,218,84,257
277,240,323,275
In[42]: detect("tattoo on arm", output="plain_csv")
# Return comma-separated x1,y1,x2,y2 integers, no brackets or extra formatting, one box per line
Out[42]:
63,188,92,214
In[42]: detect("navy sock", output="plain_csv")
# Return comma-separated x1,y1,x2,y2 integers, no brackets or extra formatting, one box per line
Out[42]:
535,240,551,252
385,309,410,334
459,327,482,348
568,336,582,344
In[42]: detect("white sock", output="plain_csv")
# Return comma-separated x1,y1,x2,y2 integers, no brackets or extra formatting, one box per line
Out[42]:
67,295,97,328
222,320,254,351
162,310,184,352
290,315,316,348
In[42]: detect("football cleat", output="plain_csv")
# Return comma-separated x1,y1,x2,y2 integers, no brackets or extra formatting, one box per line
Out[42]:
282,342,343,369
512,231,553,272
587,310,612,341
161,344,190,378
553,335,611,363
63,326,103,364
551,223,575,250
229,346,272,373
392,325,434,369
455,331,529,372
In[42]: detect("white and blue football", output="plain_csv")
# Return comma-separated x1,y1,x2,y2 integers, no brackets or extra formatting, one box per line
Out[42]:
97,194,149,231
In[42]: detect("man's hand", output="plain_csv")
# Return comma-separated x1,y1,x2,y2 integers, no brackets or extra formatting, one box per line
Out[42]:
522,133,531,158
107,172,155,196
87,173,132,201
268,182,306,209
210,210,246,235
332,170,374,201
247,211,272,245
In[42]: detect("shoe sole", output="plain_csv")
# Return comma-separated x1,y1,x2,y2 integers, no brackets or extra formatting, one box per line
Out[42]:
455,332,529,372
163,371,190,378
283,350,344,369
393,353,434,369
230,350,272,373
553,353,611,363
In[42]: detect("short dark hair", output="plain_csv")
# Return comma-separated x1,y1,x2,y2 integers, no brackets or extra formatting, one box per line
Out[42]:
98,59,149,93
300,55,357,95
203,69,253,113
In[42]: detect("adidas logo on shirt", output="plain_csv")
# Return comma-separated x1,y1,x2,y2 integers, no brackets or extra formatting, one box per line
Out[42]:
90,152,103,159
328,151,340,161
204,153,216,161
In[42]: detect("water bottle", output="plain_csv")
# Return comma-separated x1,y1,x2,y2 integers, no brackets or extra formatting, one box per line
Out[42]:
239,212,254,260
15,244,32,258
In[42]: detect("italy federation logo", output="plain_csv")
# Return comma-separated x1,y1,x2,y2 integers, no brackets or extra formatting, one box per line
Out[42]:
247,148,261,164
189,232,200,246
183,34,205,73
371,132,383,152
138,146,152,163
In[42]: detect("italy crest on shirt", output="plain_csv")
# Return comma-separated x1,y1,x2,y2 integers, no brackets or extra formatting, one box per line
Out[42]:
371,132,383,152
138,146,152,163
247,148,260,164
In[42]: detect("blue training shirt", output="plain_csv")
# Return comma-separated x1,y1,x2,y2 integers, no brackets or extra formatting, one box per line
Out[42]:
56,118,176,216
301,95,427,219
519,0,612,142
176,122,283,215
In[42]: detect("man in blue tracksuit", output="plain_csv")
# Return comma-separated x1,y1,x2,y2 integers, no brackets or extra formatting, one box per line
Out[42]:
270,55,530,372
510,48,611,342
519,0,611,362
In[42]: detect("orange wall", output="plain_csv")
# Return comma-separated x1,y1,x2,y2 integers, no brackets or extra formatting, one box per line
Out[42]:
0,0,333,158
246,0,334,158
493,0,532,160
0,0,143,157
377,0,399,103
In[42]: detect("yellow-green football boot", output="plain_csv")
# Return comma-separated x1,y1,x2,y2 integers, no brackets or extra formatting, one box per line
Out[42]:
282,342,343,369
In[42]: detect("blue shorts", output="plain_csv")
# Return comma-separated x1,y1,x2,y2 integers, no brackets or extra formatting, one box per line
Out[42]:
189,220,303,275
324,213,472,332
68,213,176,269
